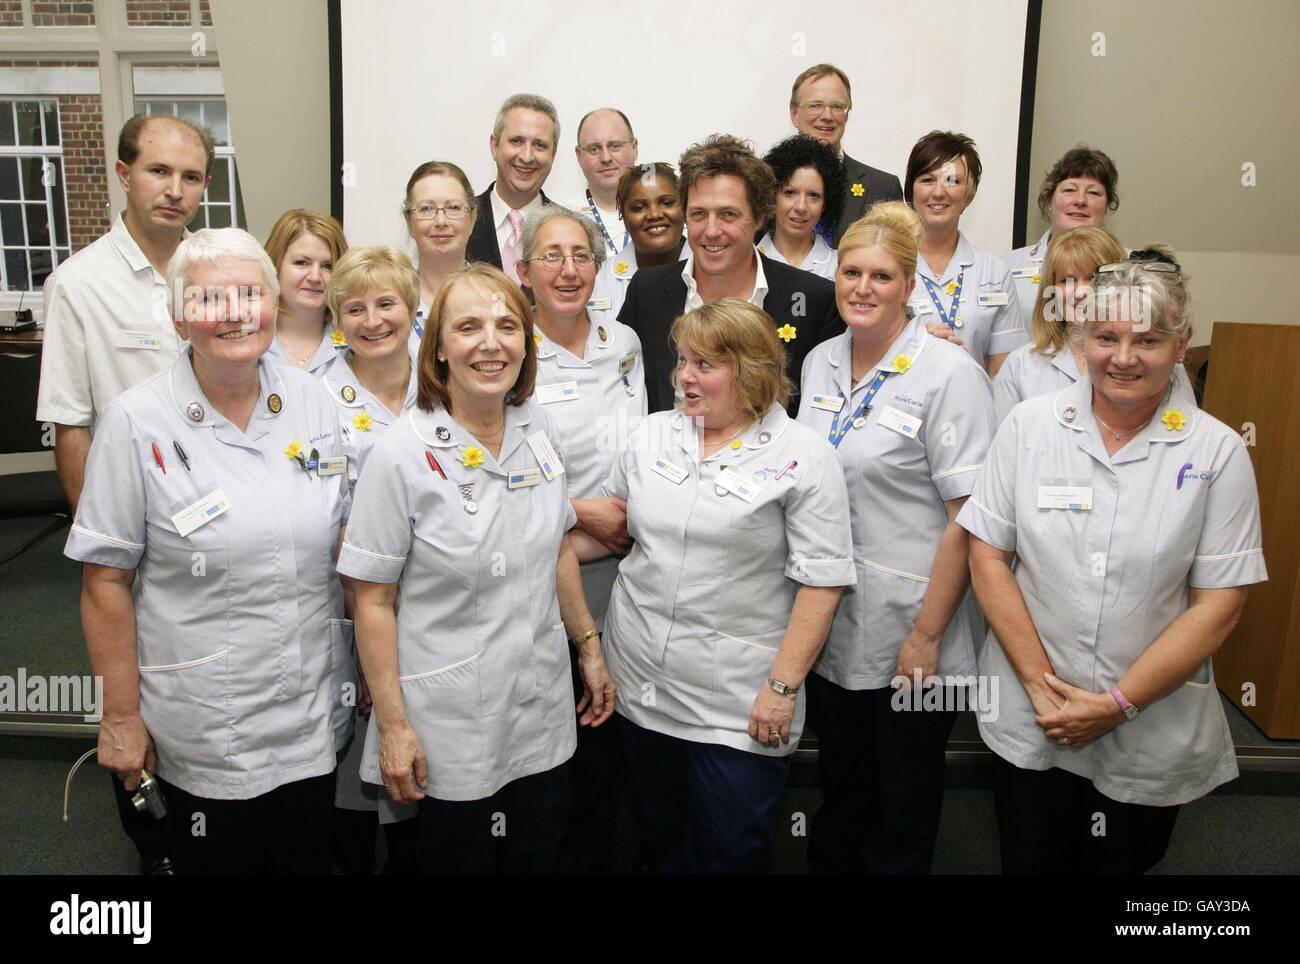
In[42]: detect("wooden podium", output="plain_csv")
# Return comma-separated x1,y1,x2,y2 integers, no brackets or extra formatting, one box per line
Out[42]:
1202,322,1300,739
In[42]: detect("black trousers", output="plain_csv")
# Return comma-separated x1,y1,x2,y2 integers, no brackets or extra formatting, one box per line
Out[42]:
157,771,335,874
564,645,626,873
416,761,571,874
991,753,1180,874
806,674,957,874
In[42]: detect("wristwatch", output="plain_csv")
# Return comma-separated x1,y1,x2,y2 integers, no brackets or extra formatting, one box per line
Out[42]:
1109,685,1140,722
768,677,798,696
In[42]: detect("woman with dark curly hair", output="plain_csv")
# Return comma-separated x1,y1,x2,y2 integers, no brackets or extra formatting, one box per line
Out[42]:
758,135,845,280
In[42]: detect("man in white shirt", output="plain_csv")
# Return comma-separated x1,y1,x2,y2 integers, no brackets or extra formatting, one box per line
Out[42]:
37,114,212,513
465,93,558,280
561,108,638,258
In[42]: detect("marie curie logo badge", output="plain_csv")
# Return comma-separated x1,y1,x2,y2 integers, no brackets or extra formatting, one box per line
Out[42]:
1176,463,1211,489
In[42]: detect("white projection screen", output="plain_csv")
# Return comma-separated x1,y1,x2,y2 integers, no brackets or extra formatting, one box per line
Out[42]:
338,0,1033,259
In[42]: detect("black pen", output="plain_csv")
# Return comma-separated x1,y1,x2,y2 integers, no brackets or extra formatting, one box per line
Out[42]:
172,440,191,472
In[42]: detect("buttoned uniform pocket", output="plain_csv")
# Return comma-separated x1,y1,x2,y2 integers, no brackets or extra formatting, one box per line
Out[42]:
398,654,485,791
138,647,232,778
327,618,358,752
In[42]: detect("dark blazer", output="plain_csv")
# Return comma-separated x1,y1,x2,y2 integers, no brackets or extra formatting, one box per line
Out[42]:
617,253,843,414
833,152,905,245
465,182,553,270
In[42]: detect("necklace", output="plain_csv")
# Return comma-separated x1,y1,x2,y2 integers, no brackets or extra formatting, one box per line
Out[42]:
702,419,751,451
1094,411,1151,441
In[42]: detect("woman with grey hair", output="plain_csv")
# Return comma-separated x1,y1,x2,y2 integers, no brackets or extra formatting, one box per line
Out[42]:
516,206,646,871
958,246,1267,873
66,228,352,874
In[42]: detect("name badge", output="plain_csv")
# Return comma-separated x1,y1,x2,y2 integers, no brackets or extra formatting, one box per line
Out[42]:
116,330,161,350
715,467,760,503
508,467,542,489
1010,268,1039,281
172,489,231,537
526,430,564,481
810,394,844,413
317,455,348,476
878,406,923,439
651,458,688,485
911,302,933,315
586,297,612,311
618,353,637,377
536,381,580,404
1037,484,1092,510
978,292,1011,307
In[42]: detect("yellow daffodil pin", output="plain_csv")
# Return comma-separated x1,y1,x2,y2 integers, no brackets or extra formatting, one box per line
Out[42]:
945,280,958,296
1031,273,1042,285
330,329,347,346
1161,409,1186,431
461,445,485,469
777,324,797,342
892,354,913,374
851,183,864,197
284,441,303,460
730,439,742,450
614,261,629,277
353,411,373,432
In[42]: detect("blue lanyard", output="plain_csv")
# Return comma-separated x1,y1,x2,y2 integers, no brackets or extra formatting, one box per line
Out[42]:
586,190,624,255
412,307,426,339
827,370,894,448
921,271,963,330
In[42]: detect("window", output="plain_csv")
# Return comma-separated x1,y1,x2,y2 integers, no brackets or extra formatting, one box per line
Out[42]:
0,99,70,294
135,97,245,231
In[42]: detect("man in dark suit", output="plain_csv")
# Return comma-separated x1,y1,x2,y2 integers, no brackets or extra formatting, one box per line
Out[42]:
788,64,904,246
618,134,842,414
465,93,558,277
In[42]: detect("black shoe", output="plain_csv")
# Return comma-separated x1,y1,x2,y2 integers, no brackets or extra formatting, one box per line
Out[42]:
140,856,175,875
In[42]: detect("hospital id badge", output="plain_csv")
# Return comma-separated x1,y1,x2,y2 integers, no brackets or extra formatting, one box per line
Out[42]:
536,381,580,404
317,455,348,476
1037,480,1092,511
172,489,231,537
715,467,761,503
116,330,161,350
527,431,564,481
810,394,844,413
978,292,1011,307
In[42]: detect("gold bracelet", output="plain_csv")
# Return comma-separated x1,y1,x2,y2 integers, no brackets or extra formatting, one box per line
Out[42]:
568,626,600,646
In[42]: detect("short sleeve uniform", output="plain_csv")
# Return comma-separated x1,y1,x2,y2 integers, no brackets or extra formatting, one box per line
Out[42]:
590,246,639,322
336,400,579,801
956,375,1267,805
797,321,996,689
1002,229,1051,334
64,351,351,800
601,404,856,757
534,316,647,628
37,215,184,426
908,232,1025,369
757,231,838,281
319,350,418,476
265,328,344,375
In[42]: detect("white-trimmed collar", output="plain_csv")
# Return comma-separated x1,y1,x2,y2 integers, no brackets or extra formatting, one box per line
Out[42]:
1053,371,1199,463
917,231,978,285
826,316,931,396
681,246,769,311
669,402,790,459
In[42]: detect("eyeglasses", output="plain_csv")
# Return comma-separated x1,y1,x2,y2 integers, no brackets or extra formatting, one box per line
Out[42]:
407,202,469,220
796,101,850,117
527,251,596,269
580,139,630,156
1095,258,1182,281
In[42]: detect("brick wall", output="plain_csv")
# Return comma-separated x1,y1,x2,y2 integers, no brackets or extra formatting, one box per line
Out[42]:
31,1,96,26
125,1,192,25
200,0,212,27
58,95,111,252
0,1,22,28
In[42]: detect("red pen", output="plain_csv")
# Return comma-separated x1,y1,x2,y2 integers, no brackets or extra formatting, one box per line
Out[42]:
151,441,167,475
425,450,446,480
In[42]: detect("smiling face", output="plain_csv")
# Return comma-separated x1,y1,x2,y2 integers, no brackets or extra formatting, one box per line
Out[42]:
175,259,275,376
1050,176,1109,235
676,345,743,431
489,108,556,206
790,73,850,154
116,118,209,239
405,173,477,264
775,165,826,244
337,287,412,365
1086,313,1189,413
912,156,972,236
836,243,914,338
516,218,597,321
575,110,638,197
437,280,527,411
685,174,758,282
623,175,684,258
277,232,334,316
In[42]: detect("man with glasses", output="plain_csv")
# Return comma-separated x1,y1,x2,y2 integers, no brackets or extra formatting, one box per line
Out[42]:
789,64,902,246
561,108,639,259
466,93,558,280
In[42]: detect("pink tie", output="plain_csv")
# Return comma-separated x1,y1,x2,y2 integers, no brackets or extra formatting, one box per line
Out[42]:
502,209,524,282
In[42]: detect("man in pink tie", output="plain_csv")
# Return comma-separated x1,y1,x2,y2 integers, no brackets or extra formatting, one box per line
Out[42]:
466,93,558,277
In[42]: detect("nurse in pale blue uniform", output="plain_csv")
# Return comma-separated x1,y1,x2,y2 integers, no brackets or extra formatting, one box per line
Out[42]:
338,264,615,874
994,226,1127,423
758,134,844,282
904,131,1023,378
67,229,351,874
959,251,1266,874
602,300,855,873
795,203,995,875
402,160,479,359
589,162,685,321
262,209,349,375
319,245,422,872
1003,146,1121,331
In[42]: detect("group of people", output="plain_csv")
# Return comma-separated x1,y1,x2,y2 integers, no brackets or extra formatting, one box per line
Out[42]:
36,61,1266,876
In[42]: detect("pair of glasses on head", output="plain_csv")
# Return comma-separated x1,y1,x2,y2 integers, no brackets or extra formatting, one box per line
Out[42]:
1095,255,1182,282
527,251,596,269
797,101,851,117
408,202,469,220
580,139,630,156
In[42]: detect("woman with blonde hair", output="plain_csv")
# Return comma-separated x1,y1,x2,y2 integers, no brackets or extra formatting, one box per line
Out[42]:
264,209,348,374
